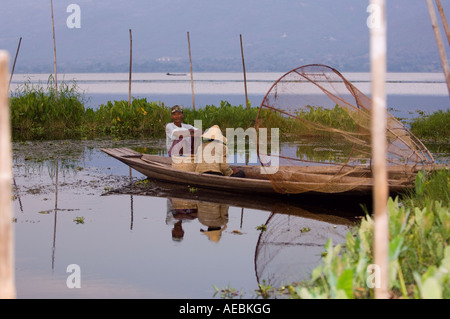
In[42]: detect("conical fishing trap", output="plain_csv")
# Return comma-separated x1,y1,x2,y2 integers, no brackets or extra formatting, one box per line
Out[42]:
255,64,434,194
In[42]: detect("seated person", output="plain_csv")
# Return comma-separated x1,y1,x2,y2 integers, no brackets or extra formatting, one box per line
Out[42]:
165,105,199,157
194,125,245,178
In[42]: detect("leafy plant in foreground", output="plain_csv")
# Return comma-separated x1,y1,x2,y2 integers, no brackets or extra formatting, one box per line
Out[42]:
287,169,449,299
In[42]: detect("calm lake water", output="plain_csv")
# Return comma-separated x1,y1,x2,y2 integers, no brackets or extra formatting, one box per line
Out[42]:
12,139,364,299
9,72,449,299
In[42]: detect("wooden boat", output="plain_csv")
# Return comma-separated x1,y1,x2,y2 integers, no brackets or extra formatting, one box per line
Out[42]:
101,147,278,194
166,72,187,76
101,147,423,196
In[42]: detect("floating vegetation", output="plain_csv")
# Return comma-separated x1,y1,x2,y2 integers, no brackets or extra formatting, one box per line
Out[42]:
410,109,450,143
73,216,85,224
256,224,267,232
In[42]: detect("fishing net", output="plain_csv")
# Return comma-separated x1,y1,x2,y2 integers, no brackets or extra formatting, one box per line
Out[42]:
255,64,435,194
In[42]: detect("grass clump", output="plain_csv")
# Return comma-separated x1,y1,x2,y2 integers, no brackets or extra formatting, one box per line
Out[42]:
90,98,170,137
10,76,85,140
410,109,450,143
184,101,259,130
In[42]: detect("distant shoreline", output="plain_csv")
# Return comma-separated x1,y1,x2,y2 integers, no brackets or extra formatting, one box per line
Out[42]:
8,72,449,97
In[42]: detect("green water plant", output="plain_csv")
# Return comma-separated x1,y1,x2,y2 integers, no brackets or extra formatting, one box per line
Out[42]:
8,79,380,142
410,109,450,143
10,76,85,140
287,169,449,299
213,284,242,299
256,224,267,232
73,216,85,224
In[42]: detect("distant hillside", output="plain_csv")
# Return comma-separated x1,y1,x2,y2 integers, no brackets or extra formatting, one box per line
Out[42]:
1,0,448,73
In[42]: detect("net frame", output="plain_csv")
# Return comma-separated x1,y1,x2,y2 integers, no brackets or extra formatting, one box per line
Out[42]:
255,64,434,194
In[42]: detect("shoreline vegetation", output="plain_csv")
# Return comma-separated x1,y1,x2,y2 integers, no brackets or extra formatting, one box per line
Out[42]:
10,79,450,299
9,78,450,143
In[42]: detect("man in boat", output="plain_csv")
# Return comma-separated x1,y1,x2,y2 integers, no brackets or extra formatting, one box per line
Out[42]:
194,125,245,178
165,105,199,157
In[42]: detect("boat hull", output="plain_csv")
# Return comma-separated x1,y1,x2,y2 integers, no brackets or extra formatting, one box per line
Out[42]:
100,147,417,196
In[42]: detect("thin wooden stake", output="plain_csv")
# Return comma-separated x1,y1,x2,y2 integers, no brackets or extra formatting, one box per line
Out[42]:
128,29,132,107
50,0,58,101
0,51,16,299
427,0,450,96
435,0,450,46
9,39,23,219
240,34,249,109
52,159,58,271
8,37,22,91
370,0,389,299
187,32,196,110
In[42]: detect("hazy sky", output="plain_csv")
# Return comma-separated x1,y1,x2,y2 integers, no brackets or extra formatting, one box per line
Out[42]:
1,0,449,72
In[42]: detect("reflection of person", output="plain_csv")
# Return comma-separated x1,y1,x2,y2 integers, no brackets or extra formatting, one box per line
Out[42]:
166,198,198,241
197,201,229,243
165,105,199,157
194,125,245,178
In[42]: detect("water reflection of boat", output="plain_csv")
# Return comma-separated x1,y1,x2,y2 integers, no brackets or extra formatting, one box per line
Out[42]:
107,173,367,223
166,197,229,242
108,177,360,291
166,198,198,242
101,148,415,196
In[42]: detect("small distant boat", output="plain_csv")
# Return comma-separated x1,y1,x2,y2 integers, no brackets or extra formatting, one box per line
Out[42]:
101,148,420,196
166,72,187,76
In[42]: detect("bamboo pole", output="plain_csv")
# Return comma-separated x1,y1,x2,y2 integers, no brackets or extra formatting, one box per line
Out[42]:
52,159,58,271
128,29,132,107
370,0,389,299
127,24,133,190
8,37,22,91
128,29,133,181
9,38,23,218
427,0,450,96
50,0,58,101
0,51,16,299
240,34,249,109
187,32,196,110
435,0,450,46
